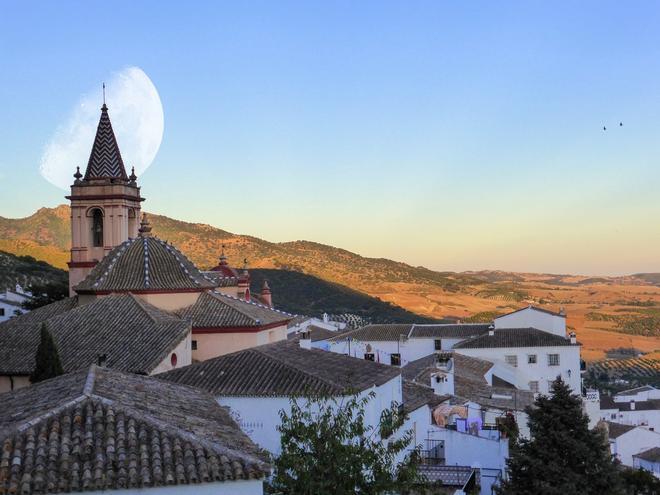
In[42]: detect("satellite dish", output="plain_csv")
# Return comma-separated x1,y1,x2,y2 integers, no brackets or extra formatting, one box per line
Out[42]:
445,359,453,371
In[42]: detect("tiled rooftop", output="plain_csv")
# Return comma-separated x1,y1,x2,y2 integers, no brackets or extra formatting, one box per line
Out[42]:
0,294,189,375
160,339,401,397
74,236,216,293
453,328,577,349
0,366,269,494
177,290,291,329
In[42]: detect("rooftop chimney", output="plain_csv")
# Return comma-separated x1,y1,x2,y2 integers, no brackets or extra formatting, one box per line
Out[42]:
299,331,312,350
431,352,455,396
569,331,577,344
631,400,636,411
96,353,108,367
488,325,495,337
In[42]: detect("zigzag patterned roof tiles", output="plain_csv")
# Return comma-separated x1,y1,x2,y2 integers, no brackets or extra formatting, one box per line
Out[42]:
84,104,129,181
74,236,217,293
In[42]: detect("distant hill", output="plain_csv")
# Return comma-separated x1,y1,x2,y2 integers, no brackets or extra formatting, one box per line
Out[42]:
0,250,67,291
1,205,659,360
249,268,439,323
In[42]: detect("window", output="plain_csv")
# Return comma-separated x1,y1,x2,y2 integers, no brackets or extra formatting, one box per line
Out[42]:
434,339,442,351
527,354,537,364
548,354,560,366
191,340,198,351
390,353,401,366
92,209,103,247
0,308,4,317
610,413,617,420
505,355,518,367
529,381,539,393
170,353,178,368
364,353,375,362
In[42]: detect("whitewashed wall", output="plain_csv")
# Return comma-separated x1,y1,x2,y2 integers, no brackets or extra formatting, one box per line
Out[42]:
455,345,581,393
494,308,566,337
610,428,660,467
218,375,404,456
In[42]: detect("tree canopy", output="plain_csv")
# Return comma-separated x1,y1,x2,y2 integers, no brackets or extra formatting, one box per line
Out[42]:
30,323,64,383
269,391,423,494
498,377,621,495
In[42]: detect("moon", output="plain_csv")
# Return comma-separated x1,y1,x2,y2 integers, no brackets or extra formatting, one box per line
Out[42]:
40,67,164,190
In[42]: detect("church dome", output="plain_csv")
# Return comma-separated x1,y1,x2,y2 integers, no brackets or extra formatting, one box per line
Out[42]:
74,229,216,294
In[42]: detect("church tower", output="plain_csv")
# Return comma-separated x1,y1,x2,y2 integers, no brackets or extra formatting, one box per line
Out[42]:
66,103,144,295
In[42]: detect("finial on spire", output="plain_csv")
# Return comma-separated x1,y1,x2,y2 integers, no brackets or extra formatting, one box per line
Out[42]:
102,83,106,106
73,166,82,182
138,213,152,237
219,244,228,265
243,258,249,270
129,166,137,183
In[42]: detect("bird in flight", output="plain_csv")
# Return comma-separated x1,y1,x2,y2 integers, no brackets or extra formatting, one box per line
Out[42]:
603,126,607,131
620,122,623,126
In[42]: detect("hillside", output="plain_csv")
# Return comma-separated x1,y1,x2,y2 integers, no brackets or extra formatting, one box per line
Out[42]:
0,250,68,290
249,269,439,323
2,205,660,359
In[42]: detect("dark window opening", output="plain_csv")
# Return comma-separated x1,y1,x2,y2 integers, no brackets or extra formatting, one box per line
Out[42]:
364,353,375,362
192,340,198,350
0,308,4,317
434,339,442,350
390,353,401,366
92,209,103,247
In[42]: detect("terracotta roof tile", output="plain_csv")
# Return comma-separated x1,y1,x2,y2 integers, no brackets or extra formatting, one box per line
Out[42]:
0,366,269,494
453,328,577,349
160,340,401,397
178,290,292,328
75,237,216,293
0,294,189,375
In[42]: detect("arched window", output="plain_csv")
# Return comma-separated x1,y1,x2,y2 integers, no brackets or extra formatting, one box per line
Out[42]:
92,209,103,247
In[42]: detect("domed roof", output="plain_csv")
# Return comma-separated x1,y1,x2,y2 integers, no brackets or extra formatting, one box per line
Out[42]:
75,235,216,294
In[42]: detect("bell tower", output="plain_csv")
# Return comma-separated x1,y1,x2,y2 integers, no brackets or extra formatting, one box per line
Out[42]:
66,103,145,295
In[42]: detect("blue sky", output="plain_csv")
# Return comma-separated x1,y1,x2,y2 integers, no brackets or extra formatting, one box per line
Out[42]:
1,1,659,274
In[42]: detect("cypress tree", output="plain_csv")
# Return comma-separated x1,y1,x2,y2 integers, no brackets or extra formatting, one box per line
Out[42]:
30,323,64,383
498,377,622,495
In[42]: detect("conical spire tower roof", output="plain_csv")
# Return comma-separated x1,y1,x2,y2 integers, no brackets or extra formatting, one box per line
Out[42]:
84,104,129,181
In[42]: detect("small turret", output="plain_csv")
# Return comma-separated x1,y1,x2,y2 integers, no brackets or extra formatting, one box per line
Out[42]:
238,258,250,301
138,213,153,238
261,279,272,307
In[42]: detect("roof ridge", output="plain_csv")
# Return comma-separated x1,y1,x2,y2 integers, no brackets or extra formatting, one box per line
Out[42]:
209,290,294,318
159,238,207,287
253,346,345,391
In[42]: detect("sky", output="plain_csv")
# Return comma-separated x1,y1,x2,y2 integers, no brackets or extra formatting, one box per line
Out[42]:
0,1,659,276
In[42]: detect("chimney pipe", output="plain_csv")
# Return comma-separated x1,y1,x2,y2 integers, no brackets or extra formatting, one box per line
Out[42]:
569,331,576,344
488,325,495,337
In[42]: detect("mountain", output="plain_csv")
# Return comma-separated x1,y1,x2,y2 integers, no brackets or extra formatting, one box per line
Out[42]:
1,205,659,360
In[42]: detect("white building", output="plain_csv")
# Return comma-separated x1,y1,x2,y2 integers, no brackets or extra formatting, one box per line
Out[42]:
286,313,346,338
161,339,408,456
0,364,270,495
325,323,492,366
602,421,660,467
0,284,31,323
584,385,660,431
633,447,660,477
493,305,566,337
453,327,582,394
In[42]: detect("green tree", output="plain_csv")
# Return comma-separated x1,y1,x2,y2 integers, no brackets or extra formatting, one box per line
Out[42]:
619,466,660,495
269,391,424,494
30,324,64,383
22,281,68,310
498,377,621,495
